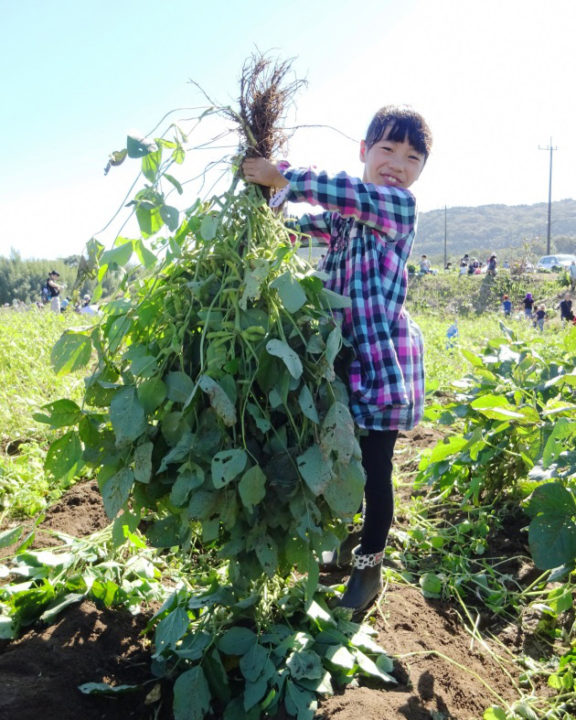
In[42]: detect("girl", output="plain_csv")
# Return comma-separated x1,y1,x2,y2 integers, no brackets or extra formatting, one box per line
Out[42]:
523,292,535,319
243,106,432,612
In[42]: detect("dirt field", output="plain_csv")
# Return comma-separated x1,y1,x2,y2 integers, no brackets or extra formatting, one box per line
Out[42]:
0,428,531,720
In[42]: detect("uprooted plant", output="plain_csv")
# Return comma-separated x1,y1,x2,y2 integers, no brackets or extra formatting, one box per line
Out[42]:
30,54,399,719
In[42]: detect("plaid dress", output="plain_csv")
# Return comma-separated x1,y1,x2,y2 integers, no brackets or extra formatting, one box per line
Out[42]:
280,168,425,431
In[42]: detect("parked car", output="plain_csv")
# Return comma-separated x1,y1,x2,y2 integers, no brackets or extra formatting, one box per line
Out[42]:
536,254,576,272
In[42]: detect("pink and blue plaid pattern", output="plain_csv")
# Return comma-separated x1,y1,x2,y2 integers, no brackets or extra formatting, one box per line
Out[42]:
283,168,425,431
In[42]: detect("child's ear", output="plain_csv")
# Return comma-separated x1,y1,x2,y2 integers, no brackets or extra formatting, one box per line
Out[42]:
359,140,367,163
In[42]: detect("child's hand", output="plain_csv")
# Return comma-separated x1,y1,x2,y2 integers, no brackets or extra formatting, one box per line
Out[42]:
242,157,288,189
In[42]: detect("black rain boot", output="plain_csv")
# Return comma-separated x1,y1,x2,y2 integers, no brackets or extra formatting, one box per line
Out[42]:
337,548,383,612
320,525,363,571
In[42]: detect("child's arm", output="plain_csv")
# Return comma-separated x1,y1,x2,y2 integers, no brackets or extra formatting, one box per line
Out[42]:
243,158,416,239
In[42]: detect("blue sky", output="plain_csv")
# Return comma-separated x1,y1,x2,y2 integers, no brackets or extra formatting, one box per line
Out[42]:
1,0,575,259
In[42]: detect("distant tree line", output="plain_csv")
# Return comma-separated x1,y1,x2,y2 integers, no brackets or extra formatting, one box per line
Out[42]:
415,197,576,265
0,251,120,306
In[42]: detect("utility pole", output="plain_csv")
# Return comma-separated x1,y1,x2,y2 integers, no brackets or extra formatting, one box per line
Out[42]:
539,138,558,255
443,205,447,269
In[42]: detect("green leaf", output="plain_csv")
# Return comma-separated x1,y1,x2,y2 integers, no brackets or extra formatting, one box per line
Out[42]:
325,326,342,366
324,644,355,670
420,572,443,598
428,435,468,463
110,387,147,447
244,676,269,711
136,205,164,238
51,331,93,375
126,133,157,158
321,402,356,462
160,204,179,231
239,465,267,511
166,371,195,405
200,215,218,241
0,525,23,548
198,375,236,426
297,446,331,495
147,515,183,547
285,679,316,720
34,399,83,428
526,482,576,518
133,238,158,269
212,449,248,488
173,667,211,720
270,271,307,312
137,377,167,413
542,419,576,468
154,606,190,656
266,339,303,379
354,649,397,684
323,459,365,517
470,394,540,423
320,288,352,309
239,643,268,682
100,241,134,268
255,534,278,576
101,468,134,519
287,650,323,680
298,385,319,423
133,441,153,483
170,466,205,506
217,626,257,655
164,173,183,194
204,648,231,704
483,708,508,720
141,149,162,182
45,430,83,481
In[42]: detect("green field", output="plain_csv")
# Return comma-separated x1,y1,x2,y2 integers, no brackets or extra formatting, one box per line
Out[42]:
1,292,576,719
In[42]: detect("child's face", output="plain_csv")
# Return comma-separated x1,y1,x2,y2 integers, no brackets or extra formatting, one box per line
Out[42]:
360,128,426,189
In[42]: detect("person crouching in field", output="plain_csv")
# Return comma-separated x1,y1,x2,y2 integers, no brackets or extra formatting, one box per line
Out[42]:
243,105,432,613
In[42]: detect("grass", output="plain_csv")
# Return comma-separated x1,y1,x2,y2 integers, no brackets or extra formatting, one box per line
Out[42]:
0,307,87,517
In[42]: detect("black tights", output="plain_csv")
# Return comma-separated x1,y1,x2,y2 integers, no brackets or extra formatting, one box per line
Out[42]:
359,429,398,554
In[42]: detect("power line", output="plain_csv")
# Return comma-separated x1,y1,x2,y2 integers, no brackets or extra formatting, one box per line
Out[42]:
538,138,558,255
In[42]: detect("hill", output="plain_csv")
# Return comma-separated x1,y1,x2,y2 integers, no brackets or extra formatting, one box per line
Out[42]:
415,197,576,261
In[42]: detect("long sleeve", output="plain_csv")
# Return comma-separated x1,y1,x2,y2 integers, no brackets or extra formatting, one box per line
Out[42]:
284,168,416,240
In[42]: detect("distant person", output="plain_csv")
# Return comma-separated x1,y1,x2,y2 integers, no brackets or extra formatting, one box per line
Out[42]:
502,294,512,317
487,254,497,276
43,270,61,313
502,259,510,270
446,320,459,348
419,254,431,274
468,257,479,275
78,294,100,317
570,260,576,292
459,259,468,275
523,292,535,319
534,304,546,332
559,294,574,323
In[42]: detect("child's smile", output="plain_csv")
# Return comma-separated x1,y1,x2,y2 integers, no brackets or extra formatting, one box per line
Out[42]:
360,129,425,189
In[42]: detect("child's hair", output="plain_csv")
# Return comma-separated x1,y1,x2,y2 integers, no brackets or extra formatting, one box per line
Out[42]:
365,105,433,159
503,294,509,300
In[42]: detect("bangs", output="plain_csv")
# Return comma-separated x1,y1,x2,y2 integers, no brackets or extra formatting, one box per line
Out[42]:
365,107,432,158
